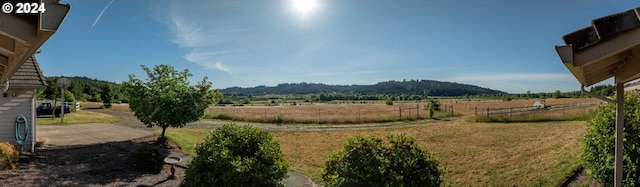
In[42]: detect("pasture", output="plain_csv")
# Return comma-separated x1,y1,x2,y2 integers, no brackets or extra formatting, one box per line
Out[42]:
90,98,596,185
204,98,598,124
164,120,587,186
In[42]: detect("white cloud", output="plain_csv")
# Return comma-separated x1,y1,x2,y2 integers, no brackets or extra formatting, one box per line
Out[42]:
164,3,247,74
215,62,231,72
183,51,232,72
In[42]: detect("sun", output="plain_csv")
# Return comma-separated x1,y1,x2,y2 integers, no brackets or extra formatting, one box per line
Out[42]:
291,0,318,16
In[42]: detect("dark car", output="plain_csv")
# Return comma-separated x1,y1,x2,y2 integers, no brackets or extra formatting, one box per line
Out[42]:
36,102,71,117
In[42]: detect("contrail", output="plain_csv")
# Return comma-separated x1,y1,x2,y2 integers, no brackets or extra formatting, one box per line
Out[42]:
91,0,115,31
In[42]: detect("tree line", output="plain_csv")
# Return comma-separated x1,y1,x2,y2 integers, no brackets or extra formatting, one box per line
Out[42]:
222,79,507,96
38,76,124,105
36,76,620,105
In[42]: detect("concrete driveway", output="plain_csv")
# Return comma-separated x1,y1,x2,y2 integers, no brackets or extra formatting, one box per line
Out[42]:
36,123,152,149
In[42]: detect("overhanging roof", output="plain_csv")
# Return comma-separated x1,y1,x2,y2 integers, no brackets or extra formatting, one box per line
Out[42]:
0,0,69,84
556,7,640,86
9,55,47,88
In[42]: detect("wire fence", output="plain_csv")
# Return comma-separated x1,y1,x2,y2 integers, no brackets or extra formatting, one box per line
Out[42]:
474,101,601,118
207,103,456,124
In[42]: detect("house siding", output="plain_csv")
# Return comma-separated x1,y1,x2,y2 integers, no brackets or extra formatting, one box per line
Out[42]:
0,89,35,149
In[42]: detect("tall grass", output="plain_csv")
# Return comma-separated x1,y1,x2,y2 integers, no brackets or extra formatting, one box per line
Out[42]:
204,103,464,124
162,120,587,186
474,109,594,123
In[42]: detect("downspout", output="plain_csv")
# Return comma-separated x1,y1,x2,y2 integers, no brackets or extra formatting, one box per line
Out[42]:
581,85,616,104
31,89,35,152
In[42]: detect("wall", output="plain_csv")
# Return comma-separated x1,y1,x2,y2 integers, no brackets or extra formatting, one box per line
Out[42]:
0,88,34,150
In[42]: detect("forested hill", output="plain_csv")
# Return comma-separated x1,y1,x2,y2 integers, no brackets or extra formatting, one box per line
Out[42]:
42,76,122,102
221,80,506,96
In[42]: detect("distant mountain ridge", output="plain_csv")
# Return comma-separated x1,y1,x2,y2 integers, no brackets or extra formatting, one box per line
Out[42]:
221,80,506,96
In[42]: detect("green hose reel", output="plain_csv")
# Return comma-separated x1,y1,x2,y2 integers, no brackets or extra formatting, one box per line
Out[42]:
14,114,29,150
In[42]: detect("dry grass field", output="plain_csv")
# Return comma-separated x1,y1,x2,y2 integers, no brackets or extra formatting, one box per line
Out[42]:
155,98,597,185
84,98,599,124
164,119,587,186
207,103,425,124
271,121,586,186
439,98,600,116
205,98,599,124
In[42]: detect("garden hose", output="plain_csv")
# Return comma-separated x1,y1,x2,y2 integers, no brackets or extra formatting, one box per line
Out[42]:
15,114,29,147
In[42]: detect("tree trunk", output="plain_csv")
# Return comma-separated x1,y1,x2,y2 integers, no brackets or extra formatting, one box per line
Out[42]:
161,127,167,138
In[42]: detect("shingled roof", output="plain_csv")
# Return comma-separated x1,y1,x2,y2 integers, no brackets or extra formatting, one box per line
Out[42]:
8,56,47,88
556,7,640,86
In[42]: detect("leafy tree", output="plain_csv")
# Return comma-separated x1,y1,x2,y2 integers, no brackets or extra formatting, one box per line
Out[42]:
36,89,45,100
182,124,289,187
427,102,435,119
120,64,221,138
323,134,442,186
101,85,113,107
552,90,561,98
63,89,76,102
582,91,640,186
385,98,393,105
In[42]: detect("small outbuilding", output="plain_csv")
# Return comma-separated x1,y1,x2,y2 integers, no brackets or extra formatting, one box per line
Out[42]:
0,56,47,152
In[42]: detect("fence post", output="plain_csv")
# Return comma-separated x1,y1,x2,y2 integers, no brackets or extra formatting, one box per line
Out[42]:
475,106,478,117
417,104,420,118
399,106,402,119
509,107,512,117
486,107,490,118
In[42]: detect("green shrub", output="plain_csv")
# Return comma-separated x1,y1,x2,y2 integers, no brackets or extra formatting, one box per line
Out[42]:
182,124,289,187
582,91,640,186
0,142,18,170
428,102,435,119
385,98,393,105
131,146,166,172
322,134,442,187
273,114,284,125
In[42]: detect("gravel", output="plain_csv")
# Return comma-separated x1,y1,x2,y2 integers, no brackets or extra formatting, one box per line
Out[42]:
0,137,184,187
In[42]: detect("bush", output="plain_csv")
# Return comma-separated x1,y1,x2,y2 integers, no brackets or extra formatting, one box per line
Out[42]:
385,98,393,105
0,142,18,170
322,134,442,187
130,146,166,172
182,124,289,187
582,91,640,186
273,114,284,125
427,102,435,119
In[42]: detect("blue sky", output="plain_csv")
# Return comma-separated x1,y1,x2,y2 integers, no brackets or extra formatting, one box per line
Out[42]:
37,0,640,93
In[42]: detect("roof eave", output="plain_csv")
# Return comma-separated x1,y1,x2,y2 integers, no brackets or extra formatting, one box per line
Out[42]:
557,7,640,87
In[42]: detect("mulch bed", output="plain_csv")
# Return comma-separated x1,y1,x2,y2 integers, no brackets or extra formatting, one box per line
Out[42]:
0,136,185,187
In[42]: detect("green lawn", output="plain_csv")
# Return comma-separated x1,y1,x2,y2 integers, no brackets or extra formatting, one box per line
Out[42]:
37,110,122,125
161,120,586,186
